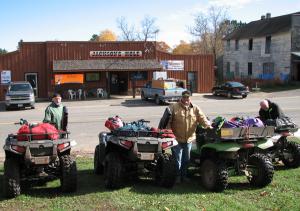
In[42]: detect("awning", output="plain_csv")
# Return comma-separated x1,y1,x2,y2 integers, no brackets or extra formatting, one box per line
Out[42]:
53,59,162,72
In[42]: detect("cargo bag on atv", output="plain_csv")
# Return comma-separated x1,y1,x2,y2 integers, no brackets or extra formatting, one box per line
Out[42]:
17,123,59,141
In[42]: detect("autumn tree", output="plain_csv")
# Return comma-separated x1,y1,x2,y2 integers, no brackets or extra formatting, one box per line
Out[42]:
156,41,172,53
173,40,193,54
89,30,117,42
0,48,8,54
189,6,229,62
97,30,117,41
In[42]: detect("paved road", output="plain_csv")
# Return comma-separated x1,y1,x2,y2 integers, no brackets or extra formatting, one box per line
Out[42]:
0,89,300,160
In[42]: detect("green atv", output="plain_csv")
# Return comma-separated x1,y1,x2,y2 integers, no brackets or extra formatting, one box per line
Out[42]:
191,126,275,192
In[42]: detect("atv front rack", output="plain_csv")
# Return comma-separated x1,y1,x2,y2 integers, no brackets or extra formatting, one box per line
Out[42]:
10,131,70,141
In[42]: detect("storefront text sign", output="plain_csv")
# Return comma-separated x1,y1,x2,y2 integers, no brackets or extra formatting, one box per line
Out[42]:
1,70,11,84
90,51,142,58
160,60,184,71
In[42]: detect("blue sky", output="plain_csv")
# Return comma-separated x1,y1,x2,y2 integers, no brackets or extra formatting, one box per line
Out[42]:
1,0,299,52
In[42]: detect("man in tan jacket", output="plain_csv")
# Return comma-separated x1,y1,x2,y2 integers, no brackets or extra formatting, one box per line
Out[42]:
167,90,211,183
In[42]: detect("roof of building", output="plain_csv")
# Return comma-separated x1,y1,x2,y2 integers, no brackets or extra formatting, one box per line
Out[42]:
224,12,300,40
53,59,162,72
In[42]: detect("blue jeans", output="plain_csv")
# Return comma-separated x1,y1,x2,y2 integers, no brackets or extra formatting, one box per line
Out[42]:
171,142,192,178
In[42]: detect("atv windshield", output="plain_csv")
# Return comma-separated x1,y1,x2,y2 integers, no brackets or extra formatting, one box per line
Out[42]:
9,84,32,91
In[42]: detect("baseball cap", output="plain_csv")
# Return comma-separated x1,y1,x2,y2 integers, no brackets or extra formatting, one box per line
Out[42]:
182,90,191,97
52,93,62,98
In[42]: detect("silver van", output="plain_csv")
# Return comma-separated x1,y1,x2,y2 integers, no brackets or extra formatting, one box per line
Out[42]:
5,81,35,110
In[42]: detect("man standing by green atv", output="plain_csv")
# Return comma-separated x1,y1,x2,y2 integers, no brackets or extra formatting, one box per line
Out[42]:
166,90,212,183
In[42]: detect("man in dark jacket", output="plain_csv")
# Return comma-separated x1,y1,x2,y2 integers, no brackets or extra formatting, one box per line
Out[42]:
259,99,285,123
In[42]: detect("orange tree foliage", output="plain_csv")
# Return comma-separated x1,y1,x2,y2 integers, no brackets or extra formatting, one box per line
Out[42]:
97,30,117,41
156,41,172,53
172,40,193,54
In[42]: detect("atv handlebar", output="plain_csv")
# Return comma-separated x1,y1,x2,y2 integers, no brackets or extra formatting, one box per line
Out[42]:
14,118,28,125
137,119,150,123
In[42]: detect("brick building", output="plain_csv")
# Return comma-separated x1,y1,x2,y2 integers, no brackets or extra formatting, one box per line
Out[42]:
0,41,214,100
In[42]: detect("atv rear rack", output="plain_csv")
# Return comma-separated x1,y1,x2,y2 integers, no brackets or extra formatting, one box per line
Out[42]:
111,130,173,138
198,126,275,141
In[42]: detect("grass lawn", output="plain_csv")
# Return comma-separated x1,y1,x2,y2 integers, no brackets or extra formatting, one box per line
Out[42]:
0,157,300,211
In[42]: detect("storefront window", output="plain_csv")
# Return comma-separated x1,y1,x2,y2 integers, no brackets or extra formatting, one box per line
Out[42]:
85,73,100,82
130,71,148,80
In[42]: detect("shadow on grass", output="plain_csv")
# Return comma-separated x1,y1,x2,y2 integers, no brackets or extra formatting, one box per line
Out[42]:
274,164,296,172
0,167,271,200
0,169,109,200
129,173,260,195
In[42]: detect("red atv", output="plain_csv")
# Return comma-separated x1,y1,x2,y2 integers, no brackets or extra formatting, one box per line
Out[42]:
3,119,77,198
94,117,178,189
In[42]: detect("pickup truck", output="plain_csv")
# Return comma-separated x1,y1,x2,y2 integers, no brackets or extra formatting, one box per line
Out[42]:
5,81,35,110
141,80,187,105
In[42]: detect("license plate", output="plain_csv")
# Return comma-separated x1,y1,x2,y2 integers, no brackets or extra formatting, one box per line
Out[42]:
17,104,23,107
33,156,50,164
139,153,154,160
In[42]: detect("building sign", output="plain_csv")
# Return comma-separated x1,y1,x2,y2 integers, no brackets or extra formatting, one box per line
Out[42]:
1,70,11,84
90,51,143,58
54,74,84,84
160,60,184,71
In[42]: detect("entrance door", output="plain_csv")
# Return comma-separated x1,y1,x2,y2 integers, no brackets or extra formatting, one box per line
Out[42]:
118,72,128,94
110,72,128,94
25,73,38,96
110,73,119,94
187,72,197,93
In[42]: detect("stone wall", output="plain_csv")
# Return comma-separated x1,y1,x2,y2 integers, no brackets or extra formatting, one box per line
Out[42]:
223,31,291,82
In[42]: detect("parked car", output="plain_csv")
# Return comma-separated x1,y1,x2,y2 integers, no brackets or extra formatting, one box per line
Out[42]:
5,81,35,110
212,81,249,99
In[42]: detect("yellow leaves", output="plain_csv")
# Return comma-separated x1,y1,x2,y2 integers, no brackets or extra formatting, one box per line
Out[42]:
97,29,117,41
172,40,193,54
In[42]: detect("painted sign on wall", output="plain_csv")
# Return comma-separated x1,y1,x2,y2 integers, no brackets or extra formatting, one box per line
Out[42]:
54,74,84,84
1,70,11,84
160,60,184,71
90,51,142,58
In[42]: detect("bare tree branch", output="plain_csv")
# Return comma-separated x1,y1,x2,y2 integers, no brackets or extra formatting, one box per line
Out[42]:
117,16,137,41
189,6,229,62
139,16,159,42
